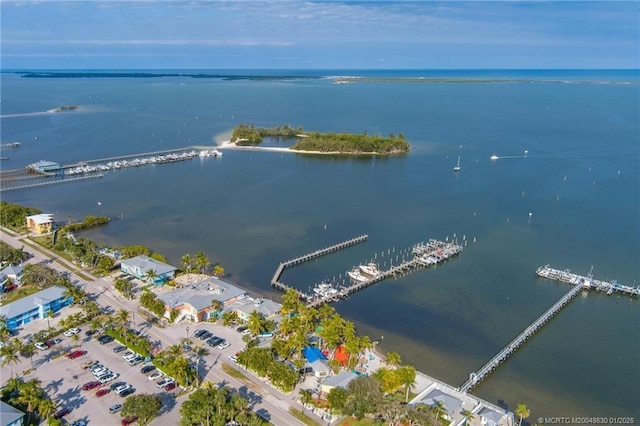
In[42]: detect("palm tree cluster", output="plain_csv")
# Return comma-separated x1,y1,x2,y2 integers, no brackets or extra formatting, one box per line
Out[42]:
181,251,225,277
270,289,372,371
0,241,29,265
153,344,196,387
2,377,57,425
179,384,268,426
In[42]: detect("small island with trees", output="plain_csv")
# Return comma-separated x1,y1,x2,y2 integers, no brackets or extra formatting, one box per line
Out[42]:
229,123,410,155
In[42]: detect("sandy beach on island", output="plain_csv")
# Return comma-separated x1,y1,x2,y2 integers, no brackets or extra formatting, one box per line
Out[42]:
215,139,393,156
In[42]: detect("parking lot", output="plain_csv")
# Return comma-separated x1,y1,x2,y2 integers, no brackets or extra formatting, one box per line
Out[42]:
8,317,256,425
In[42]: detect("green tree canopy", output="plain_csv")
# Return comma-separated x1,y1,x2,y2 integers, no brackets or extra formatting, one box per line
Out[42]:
121,394,162,426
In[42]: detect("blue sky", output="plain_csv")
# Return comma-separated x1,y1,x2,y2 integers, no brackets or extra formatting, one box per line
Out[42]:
1,1,638,69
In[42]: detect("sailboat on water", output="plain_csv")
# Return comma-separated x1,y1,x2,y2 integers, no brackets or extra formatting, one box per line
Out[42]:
453,155,461,172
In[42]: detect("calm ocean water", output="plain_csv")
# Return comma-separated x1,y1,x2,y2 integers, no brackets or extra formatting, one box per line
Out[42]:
2,70,639,419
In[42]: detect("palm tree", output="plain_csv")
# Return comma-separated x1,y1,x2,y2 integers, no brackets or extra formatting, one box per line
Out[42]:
144,268,158,284
461,409,475,426
12,378,44,425
192,345,209,387
195,251,210,275
116,309,130,329
298,389,314,415
213,265,225,277
247,310,264,335
45,309,54,329
433,399,447,422
385,351,402,367
1,345,20,378
516,403,530,426
398,365,417,403
21,343,36,369
181,253,193,274
71,333,80,348
37,397,57,422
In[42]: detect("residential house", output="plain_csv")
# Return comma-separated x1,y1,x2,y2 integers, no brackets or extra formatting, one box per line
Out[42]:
303,346,331,379
0,264,23,292
120,255,176,285
25,213,55,234
320,370,359,395
232,297,281,323
0,286,72,330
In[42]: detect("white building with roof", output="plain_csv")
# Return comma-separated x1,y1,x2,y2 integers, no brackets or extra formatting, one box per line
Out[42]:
0,286,72,331
120,255,176,285
0,264,23,291
408,373,514,426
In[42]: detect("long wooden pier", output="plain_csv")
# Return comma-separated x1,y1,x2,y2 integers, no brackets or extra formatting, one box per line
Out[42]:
459,264,638,393
459,283,583,393
270,235,369,298
0,173,104,192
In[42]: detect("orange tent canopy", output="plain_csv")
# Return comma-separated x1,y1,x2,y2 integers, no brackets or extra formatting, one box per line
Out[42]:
334,344,349,366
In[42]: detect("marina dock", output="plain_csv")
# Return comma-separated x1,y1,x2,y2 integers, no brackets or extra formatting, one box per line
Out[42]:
270,236,463,308
271,235,368,297
536,264,640,297
0,146,222,192
459,264,638,393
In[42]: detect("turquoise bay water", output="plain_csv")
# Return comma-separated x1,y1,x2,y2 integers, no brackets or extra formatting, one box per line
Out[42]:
1,70,638,419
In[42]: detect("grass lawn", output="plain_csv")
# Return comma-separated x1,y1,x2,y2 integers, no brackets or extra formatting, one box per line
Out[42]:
337,418,379,426
1,285,43,305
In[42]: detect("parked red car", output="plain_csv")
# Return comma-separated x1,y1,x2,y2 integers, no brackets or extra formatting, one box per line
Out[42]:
53,408,70,419
82,381,102,391
96,388,111,397
67,350,87,359
164,382,176,391
121,416,138,426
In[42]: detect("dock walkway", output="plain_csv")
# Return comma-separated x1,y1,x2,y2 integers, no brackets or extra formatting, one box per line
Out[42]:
459,283,583,393
270,235,368,298
305,239,463,308
536,265,640,297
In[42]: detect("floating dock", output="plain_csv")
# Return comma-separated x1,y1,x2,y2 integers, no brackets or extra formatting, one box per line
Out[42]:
459,264,638,393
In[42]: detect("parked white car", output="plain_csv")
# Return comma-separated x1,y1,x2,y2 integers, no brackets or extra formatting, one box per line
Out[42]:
148,372,163,381
63,328,80,337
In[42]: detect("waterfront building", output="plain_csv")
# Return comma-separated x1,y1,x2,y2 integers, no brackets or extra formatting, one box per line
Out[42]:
408,377,514,426
0,286,72,330
25,213,55,234
120,255,176,285
157,276,246,322
232,296,281,323
27,160,61,173
0,401,25,426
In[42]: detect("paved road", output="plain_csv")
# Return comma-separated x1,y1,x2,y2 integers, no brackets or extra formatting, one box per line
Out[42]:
1,227,313,425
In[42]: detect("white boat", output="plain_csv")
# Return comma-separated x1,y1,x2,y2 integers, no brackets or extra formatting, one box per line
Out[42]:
453,155,461,172
490,154,499,160
313,283,339,297
347,269,369,283
359,262,380,277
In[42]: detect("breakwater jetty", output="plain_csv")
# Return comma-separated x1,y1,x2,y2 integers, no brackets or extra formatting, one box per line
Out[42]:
270,236,463,307
459,264,638,393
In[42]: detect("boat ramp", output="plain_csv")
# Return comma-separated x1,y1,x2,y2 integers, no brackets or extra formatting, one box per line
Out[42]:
459,265,638,393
